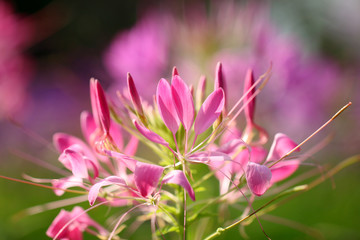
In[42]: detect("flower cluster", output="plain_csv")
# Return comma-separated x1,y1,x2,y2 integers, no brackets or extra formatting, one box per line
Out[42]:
27,61,341,240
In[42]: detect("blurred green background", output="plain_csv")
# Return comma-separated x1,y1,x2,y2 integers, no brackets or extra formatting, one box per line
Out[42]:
0,0,359,239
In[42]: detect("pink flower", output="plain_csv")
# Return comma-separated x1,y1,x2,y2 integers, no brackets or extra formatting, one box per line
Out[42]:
49,80,139,197
88,162,195,206
46,207,106,240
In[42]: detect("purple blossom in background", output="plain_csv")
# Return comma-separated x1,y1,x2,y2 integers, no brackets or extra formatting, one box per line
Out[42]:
104,12,170,100
104,2,342,137
0,1,33,119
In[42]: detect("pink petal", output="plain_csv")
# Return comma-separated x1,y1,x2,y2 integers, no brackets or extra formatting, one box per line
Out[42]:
246,162,272,196
171,75,195,131
46,209,72,239
53,133,87,153
194,88,225,136
109,121,124,151
90,79,111,134
214,62,227,111
195,75,207,108
51,176,83,196
162,170,195,201
172,66,179,76
127,73,144,116
60,147,89,178
90,79,100,129
133,120,169,147
123,135,139,156
134,162,164,198
232,146,267,174
270,160,300,183
88,176,126,205
266,133,299,162
244,69,256,125
157,78,180,133
187,151,231,163
216,139,244,155
103,150,137,172
80,111,97,143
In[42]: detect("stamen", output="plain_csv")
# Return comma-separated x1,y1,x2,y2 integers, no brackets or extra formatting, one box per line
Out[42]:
270,102,352,168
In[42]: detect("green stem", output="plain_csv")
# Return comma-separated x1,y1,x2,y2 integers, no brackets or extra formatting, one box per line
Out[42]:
157,203,179,227
204,155,360,240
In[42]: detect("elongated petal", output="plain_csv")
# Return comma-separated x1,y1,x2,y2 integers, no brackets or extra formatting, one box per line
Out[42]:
214,62,227,111
53,133,98,167
157,78,180,133
90,79,111,134
103,150,137,172
127,73,144,116
194,88,225,136
270,160,300,183
172,66,179,76
134,162,164,198
195,75,207,109
51,176,83,196
133,120,169,147
187,151,231,163
246,162,272,196
232,146,267,174
266,133,299,162
124,135,139,156
109,121,124,150
244,69,256,124
171,75,194,131
90,79,100,129
214,62,225,90
46,209,73,239
88,176,126,205
80,111,97,143
162,170,195,201
53,133,87,153
62,147,89,179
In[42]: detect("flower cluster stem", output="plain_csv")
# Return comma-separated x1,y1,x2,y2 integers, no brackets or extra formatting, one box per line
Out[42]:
204,154,360,240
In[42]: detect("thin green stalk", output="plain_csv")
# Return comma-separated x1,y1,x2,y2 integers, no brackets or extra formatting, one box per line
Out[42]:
204,155,360,240
157,203,179,227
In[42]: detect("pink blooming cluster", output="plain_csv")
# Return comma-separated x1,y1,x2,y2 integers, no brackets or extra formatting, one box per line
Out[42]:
0,1,33,119
38,62,316,239
104,2,341,136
